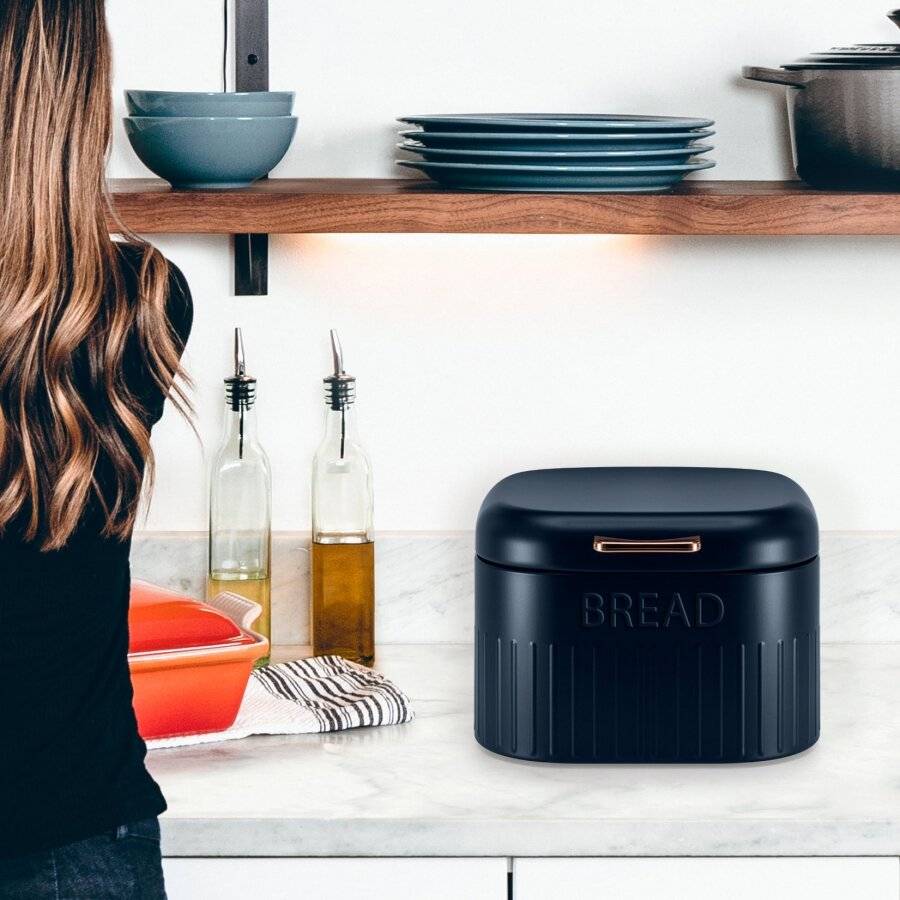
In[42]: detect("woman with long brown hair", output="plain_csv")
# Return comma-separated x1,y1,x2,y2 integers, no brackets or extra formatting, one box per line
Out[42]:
0,2,191,896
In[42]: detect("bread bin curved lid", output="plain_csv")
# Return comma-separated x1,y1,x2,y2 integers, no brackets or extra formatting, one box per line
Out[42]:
476,467,818,573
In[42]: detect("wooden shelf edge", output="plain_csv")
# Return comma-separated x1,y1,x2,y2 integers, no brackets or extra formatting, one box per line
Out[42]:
108,178,900,236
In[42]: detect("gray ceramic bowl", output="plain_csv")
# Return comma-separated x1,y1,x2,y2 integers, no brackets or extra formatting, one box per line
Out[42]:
125,90,295,118
124,116,297,189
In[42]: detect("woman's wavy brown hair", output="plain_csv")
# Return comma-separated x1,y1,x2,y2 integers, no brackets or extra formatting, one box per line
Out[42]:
0,0,191,550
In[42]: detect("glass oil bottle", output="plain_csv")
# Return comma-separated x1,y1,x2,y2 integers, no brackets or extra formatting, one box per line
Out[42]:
208,328,272,664
311,330,375,667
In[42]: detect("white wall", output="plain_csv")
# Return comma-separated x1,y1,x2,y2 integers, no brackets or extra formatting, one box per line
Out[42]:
106,0,900,532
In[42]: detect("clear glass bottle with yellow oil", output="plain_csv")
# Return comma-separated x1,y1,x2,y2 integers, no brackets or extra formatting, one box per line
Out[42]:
311,330,374,667
208,328,272,665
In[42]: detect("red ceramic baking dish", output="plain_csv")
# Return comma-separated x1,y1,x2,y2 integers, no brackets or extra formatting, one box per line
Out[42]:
128,580,269,740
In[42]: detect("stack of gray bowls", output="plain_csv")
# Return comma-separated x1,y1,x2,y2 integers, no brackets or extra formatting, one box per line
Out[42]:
396,114,715,192
124,91,297,190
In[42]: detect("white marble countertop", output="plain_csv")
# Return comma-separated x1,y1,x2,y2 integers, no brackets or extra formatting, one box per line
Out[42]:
149,642,900,858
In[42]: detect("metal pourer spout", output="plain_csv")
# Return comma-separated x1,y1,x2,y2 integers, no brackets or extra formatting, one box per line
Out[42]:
324,328,355,411
235,327,247,378
330,329,344,377
224,326,257,460
225,326,256,412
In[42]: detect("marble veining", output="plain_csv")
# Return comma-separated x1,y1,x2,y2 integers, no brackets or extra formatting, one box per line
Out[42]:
149,642,900,857
131,531,900,644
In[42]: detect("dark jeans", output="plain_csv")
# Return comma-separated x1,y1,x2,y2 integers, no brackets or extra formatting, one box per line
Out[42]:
0,818,166,899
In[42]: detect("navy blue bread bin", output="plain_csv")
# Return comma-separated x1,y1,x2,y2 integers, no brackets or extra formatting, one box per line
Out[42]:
474,467,820,763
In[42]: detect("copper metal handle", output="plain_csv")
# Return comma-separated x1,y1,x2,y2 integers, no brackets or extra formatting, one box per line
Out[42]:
593,536,702,554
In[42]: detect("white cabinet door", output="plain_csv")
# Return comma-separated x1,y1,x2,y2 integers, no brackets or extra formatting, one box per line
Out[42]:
515,857,899,900
163,857,507,900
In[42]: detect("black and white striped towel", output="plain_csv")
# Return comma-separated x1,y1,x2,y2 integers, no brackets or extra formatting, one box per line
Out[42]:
147,655,414,750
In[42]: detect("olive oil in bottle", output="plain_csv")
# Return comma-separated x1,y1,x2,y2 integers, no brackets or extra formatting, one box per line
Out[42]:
311,331,374,667
311,541,374,665
207,569,271,643
208,328,272,665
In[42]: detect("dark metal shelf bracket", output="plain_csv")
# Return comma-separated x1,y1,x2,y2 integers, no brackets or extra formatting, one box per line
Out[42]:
234,0,269,296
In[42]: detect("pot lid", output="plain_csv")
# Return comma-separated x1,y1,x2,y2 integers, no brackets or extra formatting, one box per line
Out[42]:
128,581,256,655
783,9,900,69
475,467,818,574
785,59,900,69
813,45,900,55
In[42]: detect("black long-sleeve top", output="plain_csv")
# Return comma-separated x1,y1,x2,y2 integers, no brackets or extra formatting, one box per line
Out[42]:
0,245,193,858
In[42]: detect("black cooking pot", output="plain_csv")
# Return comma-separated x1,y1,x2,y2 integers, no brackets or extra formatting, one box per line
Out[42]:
743,10,900,188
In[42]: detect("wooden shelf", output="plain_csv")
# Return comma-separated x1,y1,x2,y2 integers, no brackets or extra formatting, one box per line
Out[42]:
108,178,900,236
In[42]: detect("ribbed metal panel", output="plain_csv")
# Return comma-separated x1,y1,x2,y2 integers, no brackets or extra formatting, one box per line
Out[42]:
474,630,820,763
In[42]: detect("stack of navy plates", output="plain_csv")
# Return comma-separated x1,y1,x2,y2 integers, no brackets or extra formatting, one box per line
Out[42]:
396,114,715,192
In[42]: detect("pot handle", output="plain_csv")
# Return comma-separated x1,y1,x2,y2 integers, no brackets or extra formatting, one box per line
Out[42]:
742,66,806,88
